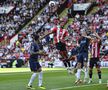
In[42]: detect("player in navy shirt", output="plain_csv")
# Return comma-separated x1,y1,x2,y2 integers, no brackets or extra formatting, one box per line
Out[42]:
27,33,46,89
78,37,90,54
75,31,92,84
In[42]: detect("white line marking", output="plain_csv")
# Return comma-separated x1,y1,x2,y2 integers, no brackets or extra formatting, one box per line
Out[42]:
51,83,106,90
0,70,64,75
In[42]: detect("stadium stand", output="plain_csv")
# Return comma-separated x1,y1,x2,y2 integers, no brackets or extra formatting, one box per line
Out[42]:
0,0,108,68
0,0,50,44
0,0,68,68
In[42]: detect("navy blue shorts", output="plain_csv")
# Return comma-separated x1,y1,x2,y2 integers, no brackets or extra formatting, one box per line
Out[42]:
29,59,41,72
77,52,88,63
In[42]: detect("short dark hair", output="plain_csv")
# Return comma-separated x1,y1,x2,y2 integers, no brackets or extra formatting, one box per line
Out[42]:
32,33,39,41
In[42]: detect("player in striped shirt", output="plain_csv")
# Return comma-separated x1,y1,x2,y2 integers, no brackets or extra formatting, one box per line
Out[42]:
43,25,71,73
88,31,102,84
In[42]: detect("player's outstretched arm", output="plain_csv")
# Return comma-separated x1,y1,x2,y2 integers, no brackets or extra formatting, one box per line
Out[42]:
39,31,53,40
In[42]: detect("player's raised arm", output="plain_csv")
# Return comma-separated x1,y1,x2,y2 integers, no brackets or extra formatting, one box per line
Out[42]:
80,30,91,39
94,31,101,40
82,34,92,40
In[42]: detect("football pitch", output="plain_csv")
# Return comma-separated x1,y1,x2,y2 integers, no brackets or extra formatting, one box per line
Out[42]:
0,68,108,90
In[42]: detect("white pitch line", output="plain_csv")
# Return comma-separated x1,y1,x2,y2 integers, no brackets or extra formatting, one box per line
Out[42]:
51,83,106,90
0,70,65,75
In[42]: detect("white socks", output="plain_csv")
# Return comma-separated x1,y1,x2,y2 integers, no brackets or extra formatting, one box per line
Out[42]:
84,68,88,80
38,71,43,86
28,73,37,86
76,69,81,80
28,71,43,87
89,78,92,81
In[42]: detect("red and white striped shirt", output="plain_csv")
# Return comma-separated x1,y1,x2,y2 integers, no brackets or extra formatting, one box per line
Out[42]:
51,27,69,44
91,40,101,58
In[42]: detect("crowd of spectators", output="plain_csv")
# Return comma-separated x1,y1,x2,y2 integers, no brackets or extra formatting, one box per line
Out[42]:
0,0,68,67
0,0,108,68
67,1,108,58
0,0,49,42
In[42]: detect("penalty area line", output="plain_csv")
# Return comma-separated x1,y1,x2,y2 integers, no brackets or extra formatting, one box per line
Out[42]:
51,83,106,90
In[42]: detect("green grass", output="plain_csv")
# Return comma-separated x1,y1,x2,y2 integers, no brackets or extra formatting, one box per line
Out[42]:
0,68,108,90
0,68,64,73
